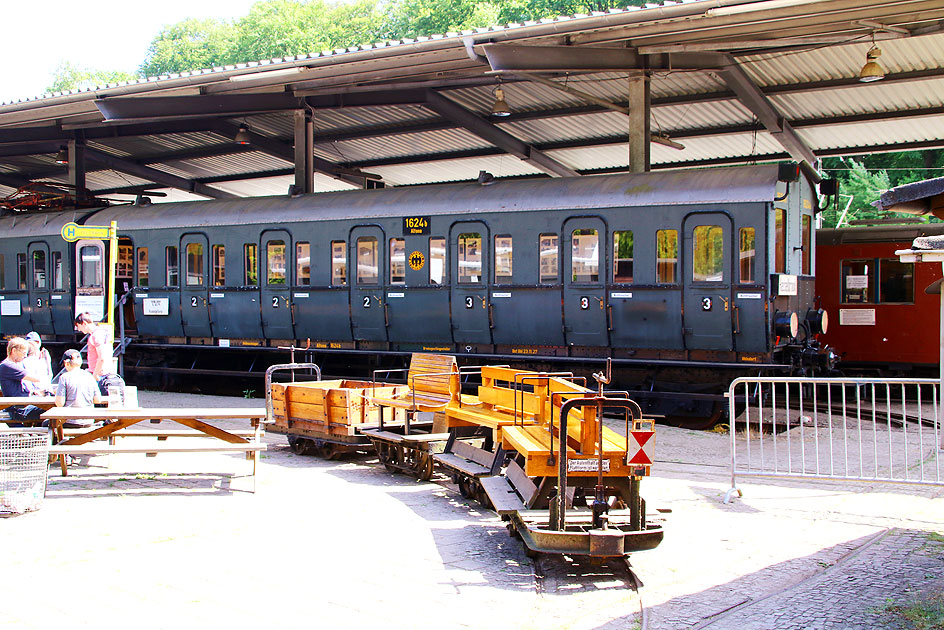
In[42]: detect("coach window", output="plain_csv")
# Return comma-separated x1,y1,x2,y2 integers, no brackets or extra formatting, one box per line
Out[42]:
117,244,133,279
32,250,47,289
656,229,678,284
186,242,204,286
17,253,27,289
136,248,149,288
266,240,286,285
879,259,914,303
296,242,310,286
739,228,756,284
571,229,599,282
244,244,258,286
693,225,724,282
539,234,558,283
457,233,482,284
494,235,513,282
390,238,406,285
357,237,378,285
78,246,102,289
774,208,786,274
802,215,812,275
613,231,634,283
165,246,179,287
331,240,347,285
429,237,445,285
840,260,870,303
212,245,225,287
52,252,63,291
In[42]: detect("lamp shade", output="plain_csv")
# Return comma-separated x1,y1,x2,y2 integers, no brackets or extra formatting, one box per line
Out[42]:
234,124,252,145
859,46,884,83
490,87,511,117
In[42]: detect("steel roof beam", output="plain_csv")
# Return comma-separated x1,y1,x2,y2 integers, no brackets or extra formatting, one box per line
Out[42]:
84,148,237,199
209,120,380,187
94,90,429,123
715,53,818,169
424,91,578,178
479,45,728,73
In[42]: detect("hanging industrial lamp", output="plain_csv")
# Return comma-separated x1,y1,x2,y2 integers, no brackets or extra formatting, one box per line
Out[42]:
54,146,69,165
234,124,252,145
490,85,511,117
859,40,885,83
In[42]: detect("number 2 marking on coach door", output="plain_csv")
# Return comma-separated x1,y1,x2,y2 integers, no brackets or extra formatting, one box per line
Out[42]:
191,296,198,307
363,296,371,308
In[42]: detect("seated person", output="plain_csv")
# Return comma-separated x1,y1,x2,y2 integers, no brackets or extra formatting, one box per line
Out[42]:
55,349,103,428
0,337,45,423
23,331,54,395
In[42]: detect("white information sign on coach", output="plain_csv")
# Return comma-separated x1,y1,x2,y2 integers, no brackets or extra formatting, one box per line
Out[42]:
778,274,798,296
0,299,21,316
839,308,876,326
845,275,869,289
74,295,105,322
142,298,170,316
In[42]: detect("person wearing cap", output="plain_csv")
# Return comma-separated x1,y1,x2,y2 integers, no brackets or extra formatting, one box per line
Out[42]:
55,349,102,416
23,331,54,395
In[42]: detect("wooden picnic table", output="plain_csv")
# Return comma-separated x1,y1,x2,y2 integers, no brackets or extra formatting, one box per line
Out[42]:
41,407,268,480
0,397,58,418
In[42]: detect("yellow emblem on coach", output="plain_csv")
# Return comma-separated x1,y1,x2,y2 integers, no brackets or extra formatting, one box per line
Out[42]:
409,250,425,271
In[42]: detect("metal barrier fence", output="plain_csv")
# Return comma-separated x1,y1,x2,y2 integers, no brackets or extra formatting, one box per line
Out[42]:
725,377,943,503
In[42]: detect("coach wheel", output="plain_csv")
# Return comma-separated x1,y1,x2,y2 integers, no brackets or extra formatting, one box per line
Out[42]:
288,436,314,456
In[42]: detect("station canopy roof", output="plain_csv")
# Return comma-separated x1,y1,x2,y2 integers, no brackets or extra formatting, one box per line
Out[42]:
1,0,944,204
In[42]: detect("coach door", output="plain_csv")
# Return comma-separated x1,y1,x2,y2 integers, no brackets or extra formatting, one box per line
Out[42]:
350,226,388,342
682,212,734,351
260,230,295,340
562,217,609,348
450,222,492,348
27,242,53,334
180,234,212,338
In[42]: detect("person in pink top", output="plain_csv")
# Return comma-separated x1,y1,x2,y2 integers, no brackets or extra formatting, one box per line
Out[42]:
74,312,115,393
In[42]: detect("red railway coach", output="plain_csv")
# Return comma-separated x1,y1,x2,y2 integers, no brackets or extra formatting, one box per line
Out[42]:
816,223,944,375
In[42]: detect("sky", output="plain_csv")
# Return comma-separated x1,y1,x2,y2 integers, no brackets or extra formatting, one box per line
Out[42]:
0,0,261,104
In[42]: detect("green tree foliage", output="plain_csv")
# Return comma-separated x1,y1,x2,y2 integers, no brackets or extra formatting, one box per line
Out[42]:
140,18,240,77
820,151,944,227
138,0,652,76
45,61,138,94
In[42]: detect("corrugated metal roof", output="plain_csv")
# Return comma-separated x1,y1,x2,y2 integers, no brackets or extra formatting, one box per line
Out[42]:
0,0,942,204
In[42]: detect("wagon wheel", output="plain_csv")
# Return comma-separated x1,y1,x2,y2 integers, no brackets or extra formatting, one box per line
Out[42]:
380,442,402,474
456,476,471,498
411,449,434,481
316,442,341,460
288,436,314,456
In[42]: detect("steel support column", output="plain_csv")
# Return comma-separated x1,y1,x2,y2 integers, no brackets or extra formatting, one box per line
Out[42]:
627,76,651,173
294,109,314,194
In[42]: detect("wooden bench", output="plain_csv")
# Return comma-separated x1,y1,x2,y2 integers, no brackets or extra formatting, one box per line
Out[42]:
368,353,459,416
41,407,267,484
434,438,496,478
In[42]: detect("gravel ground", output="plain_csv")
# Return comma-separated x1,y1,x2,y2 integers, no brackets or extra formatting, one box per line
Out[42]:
0,390,940,630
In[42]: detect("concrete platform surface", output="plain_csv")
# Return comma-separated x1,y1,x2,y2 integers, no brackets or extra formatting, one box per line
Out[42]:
1,390,941,630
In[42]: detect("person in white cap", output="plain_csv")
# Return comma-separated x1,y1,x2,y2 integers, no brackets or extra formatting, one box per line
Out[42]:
23,331,53,395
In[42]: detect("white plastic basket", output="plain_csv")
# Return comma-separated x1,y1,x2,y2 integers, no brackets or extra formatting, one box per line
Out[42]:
0,429,49,515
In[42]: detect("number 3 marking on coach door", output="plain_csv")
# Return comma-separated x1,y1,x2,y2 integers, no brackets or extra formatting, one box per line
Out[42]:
465,296,474,309
580,296,590,310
